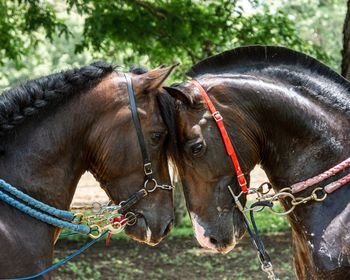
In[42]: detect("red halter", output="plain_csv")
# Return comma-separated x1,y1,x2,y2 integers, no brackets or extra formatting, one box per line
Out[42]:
191,80,248,193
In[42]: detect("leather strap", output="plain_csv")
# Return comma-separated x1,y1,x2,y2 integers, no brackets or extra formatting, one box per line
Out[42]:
124,74,153,177
191,79,248,193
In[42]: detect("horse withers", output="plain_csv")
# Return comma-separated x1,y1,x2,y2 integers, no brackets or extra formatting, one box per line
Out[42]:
0,62,176,278
162,46,350,279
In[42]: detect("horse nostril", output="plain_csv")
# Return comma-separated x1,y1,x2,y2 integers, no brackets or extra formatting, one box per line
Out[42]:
209,236,218,245
163,219,173,237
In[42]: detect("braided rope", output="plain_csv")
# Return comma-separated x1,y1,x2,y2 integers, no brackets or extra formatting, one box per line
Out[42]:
292,157,350,193
0,190,90,234
324,173,350,193
0,179,75,221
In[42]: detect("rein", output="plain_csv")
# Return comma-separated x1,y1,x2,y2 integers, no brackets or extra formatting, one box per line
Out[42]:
190,79,350,280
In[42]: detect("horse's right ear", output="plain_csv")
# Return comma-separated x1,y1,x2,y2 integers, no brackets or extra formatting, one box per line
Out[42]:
163,86,193,105
133,64,179,93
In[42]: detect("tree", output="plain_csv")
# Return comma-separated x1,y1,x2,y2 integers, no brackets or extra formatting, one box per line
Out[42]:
342,0,350,79
68,0,333,73
0,0,332,81
279,0,346,72
0,0,68,67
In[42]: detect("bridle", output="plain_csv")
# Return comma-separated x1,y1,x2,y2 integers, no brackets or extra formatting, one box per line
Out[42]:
118,74,174,215
190,79,248,193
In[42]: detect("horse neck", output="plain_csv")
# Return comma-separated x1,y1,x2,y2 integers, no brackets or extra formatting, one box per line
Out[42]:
221,75,350,189
0,73,122,210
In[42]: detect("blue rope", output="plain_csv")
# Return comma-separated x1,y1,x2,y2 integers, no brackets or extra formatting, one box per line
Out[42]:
0,190,91,234
59,232,80,238
2,231,108,280
0,179,75,221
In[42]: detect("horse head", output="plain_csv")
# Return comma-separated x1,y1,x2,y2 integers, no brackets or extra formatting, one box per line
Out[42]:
86,65,178,245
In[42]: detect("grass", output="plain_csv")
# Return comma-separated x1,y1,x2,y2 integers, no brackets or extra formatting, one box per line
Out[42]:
53,204,293,279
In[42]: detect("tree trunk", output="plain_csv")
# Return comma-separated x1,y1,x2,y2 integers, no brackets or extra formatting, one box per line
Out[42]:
341,0,350,79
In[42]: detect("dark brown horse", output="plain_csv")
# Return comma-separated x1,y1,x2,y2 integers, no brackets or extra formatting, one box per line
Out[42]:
162,46,350,279
0,62,176,278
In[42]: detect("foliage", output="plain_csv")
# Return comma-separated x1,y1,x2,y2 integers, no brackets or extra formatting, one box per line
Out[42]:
0,11,94,89
1,0,343,89
276,0,347,70
66,0,333,73
0,0,68,67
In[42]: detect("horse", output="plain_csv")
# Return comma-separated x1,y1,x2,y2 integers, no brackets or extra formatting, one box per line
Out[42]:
161,46,350,279
0,62,176,278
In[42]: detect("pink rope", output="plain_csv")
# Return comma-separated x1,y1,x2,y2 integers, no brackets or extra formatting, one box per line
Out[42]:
291,157,350,193
324,173,350,193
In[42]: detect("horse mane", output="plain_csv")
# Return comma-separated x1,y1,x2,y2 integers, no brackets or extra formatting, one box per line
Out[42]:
187,45,350,114
187,46,348,86
0,61,115,136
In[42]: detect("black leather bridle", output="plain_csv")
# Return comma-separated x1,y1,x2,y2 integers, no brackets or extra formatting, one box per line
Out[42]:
117,74,174,214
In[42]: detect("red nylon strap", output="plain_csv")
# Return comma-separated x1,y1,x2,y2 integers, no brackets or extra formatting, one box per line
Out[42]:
191,80,248,193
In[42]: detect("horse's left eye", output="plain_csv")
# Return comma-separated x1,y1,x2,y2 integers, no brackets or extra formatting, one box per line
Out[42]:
151,132,163,144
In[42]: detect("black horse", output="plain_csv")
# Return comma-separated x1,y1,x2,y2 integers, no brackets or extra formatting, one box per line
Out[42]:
162,46,350,279
0,62,176,278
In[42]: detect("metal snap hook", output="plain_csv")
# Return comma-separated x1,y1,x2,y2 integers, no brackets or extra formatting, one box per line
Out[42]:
88,224,102,239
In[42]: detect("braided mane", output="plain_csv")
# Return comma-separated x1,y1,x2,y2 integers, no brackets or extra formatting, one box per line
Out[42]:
0,61,114,136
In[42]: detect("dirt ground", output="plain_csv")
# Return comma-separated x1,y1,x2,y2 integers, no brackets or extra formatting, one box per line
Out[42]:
54,233,293,280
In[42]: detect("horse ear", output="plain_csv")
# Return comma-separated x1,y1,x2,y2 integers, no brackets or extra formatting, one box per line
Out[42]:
163,86,193,105
133,64,179,92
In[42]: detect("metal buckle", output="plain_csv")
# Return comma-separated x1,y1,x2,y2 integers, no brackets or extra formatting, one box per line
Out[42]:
212,111,223,122
237,173,247,187
143,162,153,175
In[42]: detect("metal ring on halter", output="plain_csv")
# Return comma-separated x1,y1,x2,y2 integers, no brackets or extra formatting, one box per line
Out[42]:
257,182,273,195
268,192,296,216
144,178,158,193
125,212,137,226
312,187,327,201
88,224,102,239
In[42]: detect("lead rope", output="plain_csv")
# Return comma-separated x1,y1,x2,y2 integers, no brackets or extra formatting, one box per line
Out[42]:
245,201,279,280
228,186,279,280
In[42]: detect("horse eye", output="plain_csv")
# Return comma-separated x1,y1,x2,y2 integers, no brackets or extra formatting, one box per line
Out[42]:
151,132,163,144
191,142,204,155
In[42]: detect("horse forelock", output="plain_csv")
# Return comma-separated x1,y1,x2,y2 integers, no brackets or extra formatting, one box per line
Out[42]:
156,92,182,173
